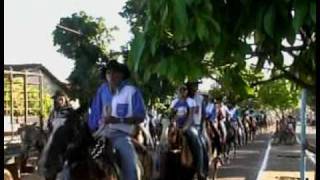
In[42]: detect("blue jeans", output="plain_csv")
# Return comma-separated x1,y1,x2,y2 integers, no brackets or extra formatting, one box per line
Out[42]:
108,131,139,180
184,126,208,176
62,162,71,180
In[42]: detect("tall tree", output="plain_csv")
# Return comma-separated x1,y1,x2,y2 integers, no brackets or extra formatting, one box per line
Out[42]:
52,11,116,107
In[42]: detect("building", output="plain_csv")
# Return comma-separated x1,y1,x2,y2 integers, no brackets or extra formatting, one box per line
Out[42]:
4,63,69,96
4,64,69,132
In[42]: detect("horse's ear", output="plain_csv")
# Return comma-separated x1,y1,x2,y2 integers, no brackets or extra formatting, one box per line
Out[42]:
74,105,87,116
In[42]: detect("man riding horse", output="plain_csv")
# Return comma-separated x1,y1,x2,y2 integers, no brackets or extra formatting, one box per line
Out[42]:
89,60,146,180
47,90,73,134
226,102,240,146
169,83,209,179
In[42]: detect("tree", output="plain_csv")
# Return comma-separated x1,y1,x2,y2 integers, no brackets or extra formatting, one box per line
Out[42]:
123,0,316,93
257,79,300,118
52,11,117,107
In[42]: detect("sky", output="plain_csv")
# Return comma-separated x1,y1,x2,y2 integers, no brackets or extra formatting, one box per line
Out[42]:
4,0,131,82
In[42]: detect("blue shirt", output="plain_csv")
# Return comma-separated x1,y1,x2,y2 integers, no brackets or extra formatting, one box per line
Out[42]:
88,82,111,131
205,103,216,123
227,107,239,122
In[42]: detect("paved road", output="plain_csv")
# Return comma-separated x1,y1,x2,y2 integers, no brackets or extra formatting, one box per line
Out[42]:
20,124,316,180
216,123,316,180
216,132,272,180
258,123,316,180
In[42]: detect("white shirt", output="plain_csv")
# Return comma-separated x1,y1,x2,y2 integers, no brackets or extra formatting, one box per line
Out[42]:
191,93,204,125
107,85,145,135
170,97,196,117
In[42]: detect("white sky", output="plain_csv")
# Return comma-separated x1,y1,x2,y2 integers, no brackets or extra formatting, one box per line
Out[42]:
4,0,131,82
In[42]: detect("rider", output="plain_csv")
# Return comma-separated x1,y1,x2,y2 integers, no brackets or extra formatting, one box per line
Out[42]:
170,85,195,130
226,102,240,145
92,60,145,180
185,81,209,178
47,90,72,134
215,97,228,145
204,94,216,124
204,94,223,154
287,115,296,133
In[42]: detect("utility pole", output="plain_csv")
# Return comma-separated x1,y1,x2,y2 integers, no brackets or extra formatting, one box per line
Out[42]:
299,88,307,180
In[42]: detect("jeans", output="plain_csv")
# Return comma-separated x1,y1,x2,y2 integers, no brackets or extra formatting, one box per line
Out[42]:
219,121,227,143
184,126,208,177
105,131,139,180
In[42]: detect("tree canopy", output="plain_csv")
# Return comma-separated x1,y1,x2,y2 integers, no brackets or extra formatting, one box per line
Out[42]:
123,0,316,94
257,79,300,111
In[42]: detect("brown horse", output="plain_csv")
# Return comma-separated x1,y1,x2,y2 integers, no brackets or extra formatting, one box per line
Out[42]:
158,121,196,180
158,120,216,180
132,126,154,180
204,120,222,179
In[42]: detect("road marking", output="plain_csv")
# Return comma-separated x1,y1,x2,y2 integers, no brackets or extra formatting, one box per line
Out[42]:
295,136,316,165
256,137,273,180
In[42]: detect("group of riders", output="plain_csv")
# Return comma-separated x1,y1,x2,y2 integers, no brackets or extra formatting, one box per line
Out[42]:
43,60,268,180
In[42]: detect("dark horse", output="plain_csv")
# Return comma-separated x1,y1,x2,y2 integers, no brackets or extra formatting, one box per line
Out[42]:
38,108,114,180
38,108,153,180
223,119,237,162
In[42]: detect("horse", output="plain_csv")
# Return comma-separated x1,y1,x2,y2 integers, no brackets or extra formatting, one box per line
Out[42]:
222,119,237,163
248,116,257,141
236,118,246,147
18,122,47,154
240,115,250,145
259,112,268,133
38,108,153,180
157,118,214,180
18,122,48,171
147,113,163,146
204,119,223,179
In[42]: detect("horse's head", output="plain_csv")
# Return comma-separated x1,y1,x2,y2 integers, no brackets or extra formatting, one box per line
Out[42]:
167,121,183,150
38,107,92,179
18,122,47,153
18,122,37,144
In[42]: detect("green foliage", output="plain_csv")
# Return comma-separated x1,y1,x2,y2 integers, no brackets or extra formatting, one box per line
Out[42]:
137,74,176,107
52,12,116,107
122,0,316,92
257,79,299,110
